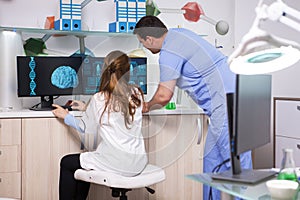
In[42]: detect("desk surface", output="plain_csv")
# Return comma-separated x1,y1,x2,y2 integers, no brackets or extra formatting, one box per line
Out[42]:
0,107,204,119
186,173,300,200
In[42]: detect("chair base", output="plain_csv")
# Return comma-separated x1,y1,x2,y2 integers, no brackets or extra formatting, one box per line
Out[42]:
111,187,131,200
110,186,155,200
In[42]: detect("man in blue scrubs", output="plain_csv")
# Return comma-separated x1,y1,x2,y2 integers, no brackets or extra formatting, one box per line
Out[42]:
134,16,252,200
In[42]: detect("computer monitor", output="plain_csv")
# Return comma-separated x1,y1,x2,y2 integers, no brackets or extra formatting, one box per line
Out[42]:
17,56,83,110
211,74,276,184
81,57,104,95
17,56,147,110
128,57,147,94
81,57,147,95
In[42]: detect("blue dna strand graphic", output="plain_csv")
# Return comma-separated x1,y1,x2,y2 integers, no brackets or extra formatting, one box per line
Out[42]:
29,57,36,96
51,66,79,89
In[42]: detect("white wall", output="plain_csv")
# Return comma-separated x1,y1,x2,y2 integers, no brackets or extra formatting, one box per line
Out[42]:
0,0,235,107
0,0,234,50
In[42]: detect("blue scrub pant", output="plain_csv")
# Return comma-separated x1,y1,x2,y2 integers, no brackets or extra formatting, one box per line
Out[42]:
203,130,252,200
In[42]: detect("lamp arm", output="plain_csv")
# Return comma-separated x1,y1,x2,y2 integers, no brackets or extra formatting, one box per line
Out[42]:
279,17,300,32
228,25,269,64
280,1,300,20
228,0,300,64
267,0,300,32
228,35,264,64
266,34,300,50
229,0,300,75
228,27,300,64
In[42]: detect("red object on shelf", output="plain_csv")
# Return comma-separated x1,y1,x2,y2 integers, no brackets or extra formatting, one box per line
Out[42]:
181,2,204,22
44,16,55,29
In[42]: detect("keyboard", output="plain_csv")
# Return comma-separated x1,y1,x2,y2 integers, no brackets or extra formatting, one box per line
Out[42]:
30,105,77,111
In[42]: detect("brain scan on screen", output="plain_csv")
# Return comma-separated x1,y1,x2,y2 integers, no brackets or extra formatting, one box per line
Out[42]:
51,66,79,89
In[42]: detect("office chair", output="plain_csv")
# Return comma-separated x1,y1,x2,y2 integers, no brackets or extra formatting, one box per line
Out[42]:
74,164,165,200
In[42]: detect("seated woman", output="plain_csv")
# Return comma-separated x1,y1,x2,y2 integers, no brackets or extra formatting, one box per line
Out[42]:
52,50,148,200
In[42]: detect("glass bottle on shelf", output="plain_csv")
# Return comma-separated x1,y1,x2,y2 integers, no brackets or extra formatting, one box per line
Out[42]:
277,148,298,182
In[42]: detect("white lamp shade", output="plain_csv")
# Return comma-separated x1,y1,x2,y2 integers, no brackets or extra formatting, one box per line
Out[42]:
230,46,300,75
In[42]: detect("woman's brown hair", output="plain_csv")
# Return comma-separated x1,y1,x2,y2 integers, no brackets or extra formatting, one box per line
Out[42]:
99,50,144,128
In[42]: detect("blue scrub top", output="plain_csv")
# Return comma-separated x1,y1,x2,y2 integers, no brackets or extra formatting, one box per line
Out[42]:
159,28,236,157
158,29,252,200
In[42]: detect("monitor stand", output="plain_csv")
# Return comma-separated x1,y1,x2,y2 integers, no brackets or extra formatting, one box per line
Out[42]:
211,169,276,184
29,96,54,111
211,156,276,184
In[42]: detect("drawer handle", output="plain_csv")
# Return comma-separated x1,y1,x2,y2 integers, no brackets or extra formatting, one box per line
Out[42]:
0,150,1,155
0,178,1,182
297,106,300,111
197,118,202,145
297,144,300,149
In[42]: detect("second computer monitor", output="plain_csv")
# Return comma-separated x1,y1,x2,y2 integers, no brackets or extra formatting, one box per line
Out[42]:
81,57,147,95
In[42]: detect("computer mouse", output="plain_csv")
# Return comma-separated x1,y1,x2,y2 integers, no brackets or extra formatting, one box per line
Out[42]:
52,105,72,111
65,100,73,106
61,105,73,111
65,100,80,107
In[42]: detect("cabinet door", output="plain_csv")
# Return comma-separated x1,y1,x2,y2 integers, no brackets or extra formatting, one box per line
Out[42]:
147,114,207,200
0,172,21,198
22,118,81,200
275,100,300,139
0,146,21,172
275,136,300,168
0,119,21,146
274,98,300,167
0,119,21,199
0,119,21,172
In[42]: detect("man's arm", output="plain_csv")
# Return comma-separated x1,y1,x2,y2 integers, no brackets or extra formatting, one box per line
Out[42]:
143,79,176,113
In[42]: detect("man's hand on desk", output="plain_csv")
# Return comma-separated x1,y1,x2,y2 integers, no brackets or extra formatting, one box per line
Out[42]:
142,102,149,113
142,102,166,113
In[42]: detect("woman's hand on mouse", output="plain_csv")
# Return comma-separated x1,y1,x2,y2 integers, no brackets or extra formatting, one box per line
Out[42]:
70,100,86,111
52,104,69,119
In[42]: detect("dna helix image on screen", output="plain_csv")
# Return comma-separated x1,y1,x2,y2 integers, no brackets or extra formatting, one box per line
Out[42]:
28,57,37,96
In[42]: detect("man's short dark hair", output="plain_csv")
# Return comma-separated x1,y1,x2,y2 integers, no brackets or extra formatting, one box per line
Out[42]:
134,16,168,40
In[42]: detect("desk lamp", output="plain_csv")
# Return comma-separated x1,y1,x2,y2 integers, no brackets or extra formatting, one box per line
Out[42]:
229,0,300,75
